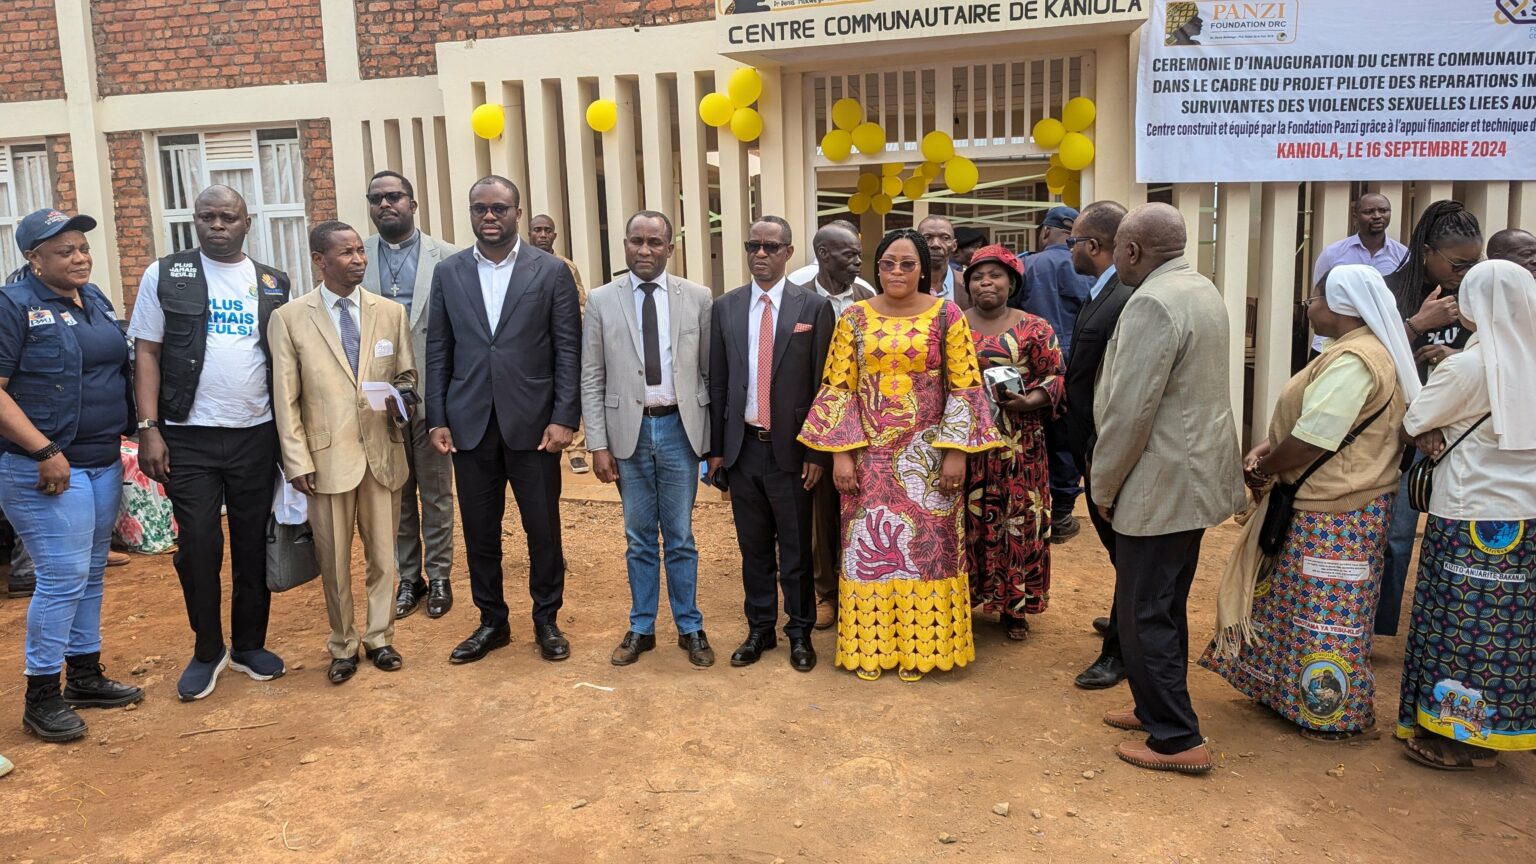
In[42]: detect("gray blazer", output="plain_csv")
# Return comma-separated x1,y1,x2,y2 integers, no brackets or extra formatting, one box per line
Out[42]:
580,274,713,461
361,232,456,397
1090,257,1245,537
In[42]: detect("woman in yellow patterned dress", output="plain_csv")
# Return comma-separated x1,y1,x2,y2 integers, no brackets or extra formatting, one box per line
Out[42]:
798,228,1002,681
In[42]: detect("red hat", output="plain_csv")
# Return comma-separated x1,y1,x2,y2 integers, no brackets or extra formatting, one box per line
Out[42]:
964,244,1025,295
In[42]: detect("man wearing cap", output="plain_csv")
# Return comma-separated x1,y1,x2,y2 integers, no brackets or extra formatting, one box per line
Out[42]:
129,185,294,702
1012,205,1094,544
954,227,987,269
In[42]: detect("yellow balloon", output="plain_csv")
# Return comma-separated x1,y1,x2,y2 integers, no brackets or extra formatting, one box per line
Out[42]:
821,129,852,162
1059,132,1095,170
1063,188,1082,209
730,107,763,142
881,175,902,197
699,92,734,128
920,131,955,164
471,103,504,140
882,162,903,176
1049,153,1064,169
727,67,764,109
585,99,618,133
851,122,886,156
944,156,979,194
831,98,863,132
1048,186,1066,196
918,161,941,179
1062,97,1097,133
856,173,880,196
1045,166,1072,190
848,192,871,215
902,175,928,201
1032,117,1066,150
871,193,893,216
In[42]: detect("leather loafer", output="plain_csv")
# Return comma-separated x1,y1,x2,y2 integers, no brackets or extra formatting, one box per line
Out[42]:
1103,705,1146,732
1115,740,1213,774
1075,654,1128,690
426,579,453,619
394,580,427,619
789,637,816,672
535,623,571,662
449,625,511,664
365,645,403,671
1092,616,1111,637
327,655,359,684
730,630,777,667
678,630,715,668
611,631,656,666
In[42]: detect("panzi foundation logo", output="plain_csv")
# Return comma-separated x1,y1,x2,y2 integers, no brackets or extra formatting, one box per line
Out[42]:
1494,0,1536,24
1164,1,1297,46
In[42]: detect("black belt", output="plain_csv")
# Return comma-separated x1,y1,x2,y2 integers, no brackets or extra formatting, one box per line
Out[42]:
642,404,679,417
744,424,773,442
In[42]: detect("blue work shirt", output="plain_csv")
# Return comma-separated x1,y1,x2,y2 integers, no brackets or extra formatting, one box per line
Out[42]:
1012,243,1094,359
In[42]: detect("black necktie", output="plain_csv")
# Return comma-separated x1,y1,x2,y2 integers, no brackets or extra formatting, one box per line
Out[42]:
640,281,661,386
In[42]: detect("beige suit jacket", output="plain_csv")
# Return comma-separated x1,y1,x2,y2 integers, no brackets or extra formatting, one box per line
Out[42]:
1090,257,1245,537
361,232,455,399
270,287,417,495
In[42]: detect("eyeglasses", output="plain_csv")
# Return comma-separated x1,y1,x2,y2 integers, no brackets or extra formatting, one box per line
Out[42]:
1297,295,1325,316
1064,236,1099,250
876,258,921,274
744,241,786,255
1432,246,1483,275
470,203,513,218
366,191,409,206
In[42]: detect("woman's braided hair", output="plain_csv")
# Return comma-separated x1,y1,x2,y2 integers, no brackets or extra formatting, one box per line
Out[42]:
1391,199,1481,318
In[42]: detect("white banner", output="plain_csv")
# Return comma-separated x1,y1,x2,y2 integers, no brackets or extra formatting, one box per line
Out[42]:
1136,1,1536,182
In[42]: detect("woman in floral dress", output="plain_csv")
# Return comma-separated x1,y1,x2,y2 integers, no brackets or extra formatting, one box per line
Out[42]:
798,228,1001,682
961,245,1063,640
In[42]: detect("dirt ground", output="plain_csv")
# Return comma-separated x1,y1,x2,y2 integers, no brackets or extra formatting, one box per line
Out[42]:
1,473,1532,864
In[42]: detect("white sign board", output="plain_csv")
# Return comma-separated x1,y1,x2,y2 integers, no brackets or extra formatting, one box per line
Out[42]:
1136,1,1536,182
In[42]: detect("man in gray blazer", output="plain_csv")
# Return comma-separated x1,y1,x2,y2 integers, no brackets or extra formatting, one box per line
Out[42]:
1090,203,1244,775
581,211,716,669
361,171,458,621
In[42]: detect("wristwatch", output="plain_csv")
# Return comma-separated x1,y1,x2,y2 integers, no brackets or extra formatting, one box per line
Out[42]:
137,419,159,430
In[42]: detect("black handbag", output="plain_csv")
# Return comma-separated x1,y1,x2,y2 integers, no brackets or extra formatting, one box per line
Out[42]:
1257,399,1392,558
1405,413,1490,512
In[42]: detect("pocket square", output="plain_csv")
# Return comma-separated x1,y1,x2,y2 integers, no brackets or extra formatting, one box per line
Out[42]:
793,322,814,333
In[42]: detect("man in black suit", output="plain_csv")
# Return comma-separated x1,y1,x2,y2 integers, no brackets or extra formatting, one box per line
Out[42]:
706,217,834,672
425,176,582,665
1063,200,1132,690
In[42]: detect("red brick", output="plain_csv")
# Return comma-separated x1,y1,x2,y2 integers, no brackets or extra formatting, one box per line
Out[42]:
106,132,154,309
0,0,65,103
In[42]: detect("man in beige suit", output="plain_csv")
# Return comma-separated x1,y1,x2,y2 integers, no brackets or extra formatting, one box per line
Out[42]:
271,221,417,685
1090,203,1245,775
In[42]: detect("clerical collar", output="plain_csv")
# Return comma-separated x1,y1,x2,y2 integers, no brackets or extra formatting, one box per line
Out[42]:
384,230,419,251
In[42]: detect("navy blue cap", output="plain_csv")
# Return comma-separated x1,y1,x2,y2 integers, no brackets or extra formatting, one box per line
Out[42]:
15,208,97,254
1041,206,1079,231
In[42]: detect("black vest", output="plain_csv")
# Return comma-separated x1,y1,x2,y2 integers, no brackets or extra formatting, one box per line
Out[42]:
156,249,291,422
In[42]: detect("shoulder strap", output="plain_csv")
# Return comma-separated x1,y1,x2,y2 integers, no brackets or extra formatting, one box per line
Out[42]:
1431,413,1492,464
1294,396,1393,488
937,302,950,397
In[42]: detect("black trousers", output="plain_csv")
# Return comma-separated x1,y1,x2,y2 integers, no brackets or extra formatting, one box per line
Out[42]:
727,434,815,639
452,411,565,629
1113,528,1206,755
1080,468,1121,661
160,422,278,662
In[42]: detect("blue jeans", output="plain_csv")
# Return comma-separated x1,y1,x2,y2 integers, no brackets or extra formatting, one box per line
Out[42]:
616,413,702,636
1376,454,1421,637
0,453,122,675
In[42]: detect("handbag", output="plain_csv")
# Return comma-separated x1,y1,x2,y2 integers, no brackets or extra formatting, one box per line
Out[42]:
266,514,321,593
1405,413,1490,512
1257,399,1392,558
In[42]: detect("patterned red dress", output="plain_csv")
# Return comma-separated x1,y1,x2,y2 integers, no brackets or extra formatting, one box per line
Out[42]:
964,314,1064,618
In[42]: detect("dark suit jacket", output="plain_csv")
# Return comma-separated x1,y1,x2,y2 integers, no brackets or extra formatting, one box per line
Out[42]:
709,280,834,473
425,241,581,451
1064,271,1132,465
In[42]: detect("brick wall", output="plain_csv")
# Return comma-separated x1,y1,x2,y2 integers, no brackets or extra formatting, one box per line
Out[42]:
300,119,337,224
106,132,154,306
47,136,76,214
1,0,66,103
357,0,716,79
93,0,327,97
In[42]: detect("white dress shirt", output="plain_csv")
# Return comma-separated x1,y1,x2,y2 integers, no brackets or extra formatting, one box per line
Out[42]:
745,278,785,427
317,283,363,338
473,239,519,335
789,262,873,295
630,272,676,407
813,275,862,318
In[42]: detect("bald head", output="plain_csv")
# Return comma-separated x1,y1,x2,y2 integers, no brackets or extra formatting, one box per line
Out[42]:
1112,203,1187,287
193,184,252,262
1488,228,1536,278
813,221,863,291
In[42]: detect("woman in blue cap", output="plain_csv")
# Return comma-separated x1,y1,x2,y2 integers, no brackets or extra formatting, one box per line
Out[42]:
0,208,141,744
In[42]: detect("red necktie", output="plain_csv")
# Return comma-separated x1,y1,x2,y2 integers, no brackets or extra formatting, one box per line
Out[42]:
756,294,773,429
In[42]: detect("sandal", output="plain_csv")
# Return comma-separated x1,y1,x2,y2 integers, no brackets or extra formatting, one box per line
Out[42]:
327,655,359,685
898,668,924,683
1300,722,1376,743
1003,614,1030,641
855,667,882,682
1401,735,1496,771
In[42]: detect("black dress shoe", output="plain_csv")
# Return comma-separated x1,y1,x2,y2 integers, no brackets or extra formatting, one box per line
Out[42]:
678,630,715,668
365,645,403,671
449,625,512,664
730,630,778,667
327,655,359,684
611,631,657,666
394,579,427,619
63,653,144,708
789,637,817,672
1092,617,1112,637
535,623,570,662
1074,654,1127,690
425,579,453,619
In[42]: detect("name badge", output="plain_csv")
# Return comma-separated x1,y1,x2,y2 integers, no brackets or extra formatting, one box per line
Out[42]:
27,309,55,328
60,311,78,326
260,273,284,296
374,339,394,358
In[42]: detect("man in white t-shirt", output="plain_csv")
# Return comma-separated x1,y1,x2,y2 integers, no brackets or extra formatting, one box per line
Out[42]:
127,185,292,703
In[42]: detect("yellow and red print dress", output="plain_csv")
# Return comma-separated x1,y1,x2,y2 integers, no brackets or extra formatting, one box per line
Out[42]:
797,299,1002,677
